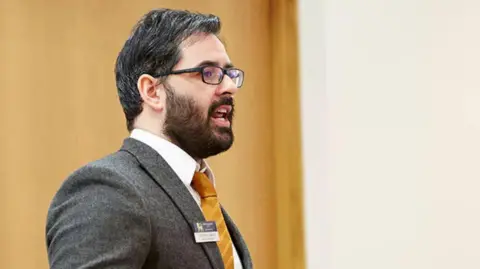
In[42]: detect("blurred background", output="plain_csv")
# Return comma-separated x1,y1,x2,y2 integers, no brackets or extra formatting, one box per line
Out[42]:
1,0,480,269
301,0,480,268
1,1,295,268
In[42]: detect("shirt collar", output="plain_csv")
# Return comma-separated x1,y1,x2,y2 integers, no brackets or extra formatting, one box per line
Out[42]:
130,128,215,186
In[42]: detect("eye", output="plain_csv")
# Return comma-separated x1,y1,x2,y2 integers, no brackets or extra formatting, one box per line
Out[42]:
203,70,214,78
202,66,223,82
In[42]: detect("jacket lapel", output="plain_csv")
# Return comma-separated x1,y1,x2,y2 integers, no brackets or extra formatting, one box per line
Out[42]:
120,138,224,269
222,208,253,269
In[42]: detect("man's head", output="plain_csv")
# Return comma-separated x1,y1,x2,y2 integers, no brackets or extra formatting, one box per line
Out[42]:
115,9,244,159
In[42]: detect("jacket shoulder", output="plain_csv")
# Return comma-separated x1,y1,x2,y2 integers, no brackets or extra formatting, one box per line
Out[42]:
45,150,152,268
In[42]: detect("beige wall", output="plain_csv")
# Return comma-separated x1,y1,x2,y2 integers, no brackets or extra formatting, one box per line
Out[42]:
299,0,480,268
0,1,281,268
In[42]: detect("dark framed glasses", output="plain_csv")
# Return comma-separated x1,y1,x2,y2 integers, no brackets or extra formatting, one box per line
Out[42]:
154,65,245,88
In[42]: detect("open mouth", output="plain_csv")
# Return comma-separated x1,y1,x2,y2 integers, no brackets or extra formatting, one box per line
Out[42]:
211,105,232,127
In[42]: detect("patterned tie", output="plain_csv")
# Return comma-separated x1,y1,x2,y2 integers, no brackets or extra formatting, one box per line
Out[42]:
192,172,234,269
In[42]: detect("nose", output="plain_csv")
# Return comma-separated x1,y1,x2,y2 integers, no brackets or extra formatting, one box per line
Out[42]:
216,75,239,97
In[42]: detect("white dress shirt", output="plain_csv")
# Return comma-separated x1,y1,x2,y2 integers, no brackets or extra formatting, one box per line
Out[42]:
130,128,243,269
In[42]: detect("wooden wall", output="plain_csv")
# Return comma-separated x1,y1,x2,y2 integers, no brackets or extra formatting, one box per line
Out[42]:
0,0,303,268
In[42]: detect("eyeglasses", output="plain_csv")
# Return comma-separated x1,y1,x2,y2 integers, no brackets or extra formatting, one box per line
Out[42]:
154,65,245,88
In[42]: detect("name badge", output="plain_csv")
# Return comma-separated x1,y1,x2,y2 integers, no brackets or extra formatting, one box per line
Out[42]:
194,221,220,243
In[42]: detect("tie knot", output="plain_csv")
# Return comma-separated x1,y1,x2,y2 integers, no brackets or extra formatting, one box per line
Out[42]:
191,172,217,198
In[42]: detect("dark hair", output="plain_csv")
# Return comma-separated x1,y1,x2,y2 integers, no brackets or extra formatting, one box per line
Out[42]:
115,9,222,131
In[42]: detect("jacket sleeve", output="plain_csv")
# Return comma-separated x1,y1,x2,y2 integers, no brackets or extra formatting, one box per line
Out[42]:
46,166,151,269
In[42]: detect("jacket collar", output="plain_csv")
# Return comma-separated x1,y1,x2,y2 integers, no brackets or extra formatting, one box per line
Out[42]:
120,137,225,269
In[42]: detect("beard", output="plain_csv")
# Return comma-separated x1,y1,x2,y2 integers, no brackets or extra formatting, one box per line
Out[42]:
163,85,235,159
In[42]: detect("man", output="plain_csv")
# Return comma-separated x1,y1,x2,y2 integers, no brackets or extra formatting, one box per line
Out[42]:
46,8,252,269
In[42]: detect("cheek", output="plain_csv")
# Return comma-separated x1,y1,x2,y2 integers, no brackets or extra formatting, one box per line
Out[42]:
185,92,211,119
173,79,217,114
196,89,217,111
200,99,213,117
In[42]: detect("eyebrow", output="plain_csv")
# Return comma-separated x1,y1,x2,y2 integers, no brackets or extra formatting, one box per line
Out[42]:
195,60,235,69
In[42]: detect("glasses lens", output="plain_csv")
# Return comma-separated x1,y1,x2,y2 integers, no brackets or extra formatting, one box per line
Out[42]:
202,66,223,84
227,69,244,88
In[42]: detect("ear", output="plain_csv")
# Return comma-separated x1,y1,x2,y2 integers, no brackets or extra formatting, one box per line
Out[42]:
137,74,165,112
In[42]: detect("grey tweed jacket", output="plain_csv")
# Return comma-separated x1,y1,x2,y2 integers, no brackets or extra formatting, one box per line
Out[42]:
46,138,253,269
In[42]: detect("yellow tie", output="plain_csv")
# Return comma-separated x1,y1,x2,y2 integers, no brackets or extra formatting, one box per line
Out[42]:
192,172,234,269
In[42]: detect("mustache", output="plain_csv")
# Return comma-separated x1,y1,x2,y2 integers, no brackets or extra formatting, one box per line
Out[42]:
208,97,235,116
